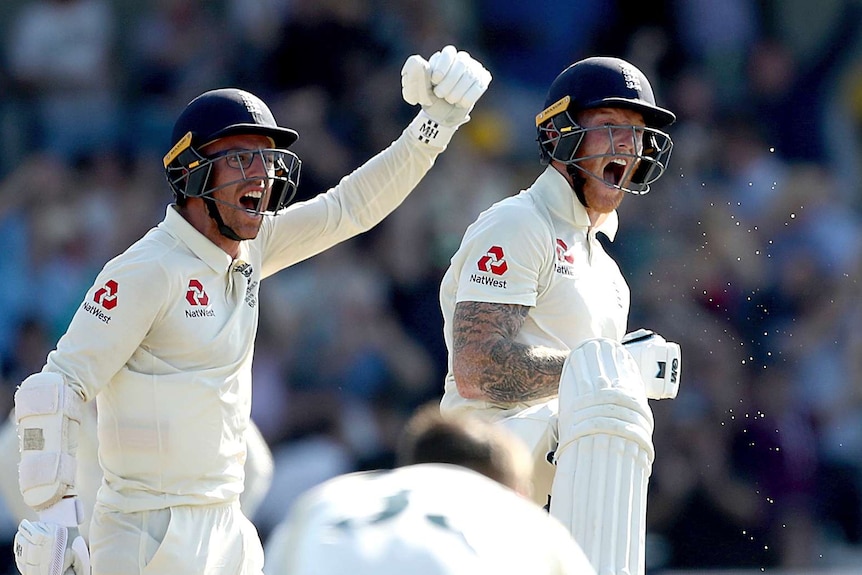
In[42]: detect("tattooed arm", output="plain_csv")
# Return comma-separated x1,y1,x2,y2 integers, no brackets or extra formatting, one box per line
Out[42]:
452,301,567,404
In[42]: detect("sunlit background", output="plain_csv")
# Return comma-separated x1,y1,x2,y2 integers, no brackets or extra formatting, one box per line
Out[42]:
1,0,862,573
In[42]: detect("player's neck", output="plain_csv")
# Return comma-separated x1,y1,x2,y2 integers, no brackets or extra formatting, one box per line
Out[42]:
178,202,241,258
586,209,609,228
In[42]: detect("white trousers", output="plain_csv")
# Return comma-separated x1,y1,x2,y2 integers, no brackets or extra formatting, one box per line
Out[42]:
494,399,559,508
89,500,263,575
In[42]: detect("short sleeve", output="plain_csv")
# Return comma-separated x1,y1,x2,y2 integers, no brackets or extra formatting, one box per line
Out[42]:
453,201,552,307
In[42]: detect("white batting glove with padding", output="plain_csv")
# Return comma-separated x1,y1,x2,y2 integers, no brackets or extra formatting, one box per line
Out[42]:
402,45,491,145
621,329,681,400
14,498,90,575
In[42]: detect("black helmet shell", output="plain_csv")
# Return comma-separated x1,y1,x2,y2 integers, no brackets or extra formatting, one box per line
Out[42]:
163,88,301,209
170,88,298,152
536,57,675,129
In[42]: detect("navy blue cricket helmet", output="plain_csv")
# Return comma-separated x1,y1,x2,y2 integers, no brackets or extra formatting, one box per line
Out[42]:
536,57,675,194
163,88,302,214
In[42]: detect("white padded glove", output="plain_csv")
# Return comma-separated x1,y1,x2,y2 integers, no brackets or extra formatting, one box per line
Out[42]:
14,498,90,575
621,329,681,400
402,45,491,145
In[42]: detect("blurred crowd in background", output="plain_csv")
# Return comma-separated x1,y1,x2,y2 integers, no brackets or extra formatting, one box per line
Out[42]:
1,0,862,572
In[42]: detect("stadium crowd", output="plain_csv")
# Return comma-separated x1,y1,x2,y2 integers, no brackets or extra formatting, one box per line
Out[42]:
1,0,862,572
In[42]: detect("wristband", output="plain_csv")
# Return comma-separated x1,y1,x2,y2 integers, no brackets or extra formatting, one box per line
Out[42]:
406,111,459,148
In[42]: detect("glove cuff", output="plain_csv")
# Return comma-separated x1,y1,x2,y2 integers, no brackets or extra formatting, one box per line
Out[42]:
38,497,81,527
406,111,461,149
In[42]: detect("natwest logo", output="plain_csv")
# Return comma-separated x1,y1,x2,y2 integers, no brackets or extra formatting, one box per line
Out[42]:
555,239,574,264
93,280,118,310
477,246,508,276
185,279,209,306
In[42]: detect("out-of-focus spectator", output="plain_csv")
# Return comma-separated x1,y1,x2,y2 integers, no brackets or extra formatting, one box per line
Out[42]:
716,115,790,223
741,364,820,567
123,0,231,156
473,0,614,90
264,0,394,157
6,0,119,162
224,0,292,94
669,0,761,107
0,154,78,357
0,318,52,418
648,393,774,569
744,5,862,166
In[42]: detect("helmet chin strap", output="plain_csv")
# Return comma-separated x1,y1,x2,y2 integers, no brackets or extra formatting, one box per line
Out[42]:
204,197,244,241
566,164,588,208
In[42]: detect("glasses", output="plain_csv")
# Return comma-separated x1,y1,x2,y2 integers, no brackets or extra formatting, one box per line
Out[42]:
191,146,302,214
207,148,282,171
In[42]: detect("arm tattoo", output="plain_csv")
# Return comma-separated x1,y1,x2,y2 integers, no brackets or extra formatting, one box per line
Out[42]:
453,301,567,404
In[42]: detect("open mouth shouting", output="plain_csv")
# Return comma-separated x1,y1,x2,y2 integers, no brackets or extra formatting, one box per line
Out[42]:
602,158,629,188
238,188,266,214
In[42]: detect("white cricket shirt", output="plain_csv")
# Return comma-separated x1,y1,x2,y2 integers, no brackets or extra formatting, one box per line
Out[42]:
440,166,630,415
265,463,596,575
42,126,445,513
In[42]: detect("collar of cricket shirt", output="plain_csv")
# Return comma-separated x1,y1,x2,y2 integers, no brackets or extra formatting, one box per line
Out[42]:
162,205,236,274
535,165,619,241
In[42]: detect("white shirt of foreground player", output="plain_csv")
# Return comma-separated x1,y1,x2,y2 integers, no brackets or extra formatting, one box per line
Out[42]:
440,165,628,415
264,463,596,575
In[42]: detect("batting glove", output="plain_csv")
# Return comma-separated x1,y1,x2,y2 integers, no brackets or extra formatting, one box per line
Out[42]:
14,498,90,575
402,45,491,145
621,329,681,400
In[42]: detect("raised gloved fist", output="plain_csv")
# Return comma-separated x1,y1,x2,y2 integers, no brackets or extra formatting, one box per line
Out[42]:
14,499,90,575
401,45,491,129
621,329,681,400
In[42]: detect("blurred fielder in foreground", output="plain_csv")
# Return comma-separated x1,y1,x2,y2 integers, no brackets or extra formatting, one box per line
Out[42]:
264,404,595,575
439,56,680,574
395,401,534,497
10,44,490,575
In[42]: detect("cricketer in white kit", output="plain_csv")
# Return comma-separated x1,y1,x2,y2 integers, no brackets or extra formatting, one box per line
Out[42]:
440,56,680,575
12,44,490,575
265,463,597,575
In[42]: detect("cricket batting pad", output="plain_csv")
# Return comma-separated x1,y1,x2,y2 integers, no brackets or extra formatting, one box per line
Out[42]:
550,338,654,575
